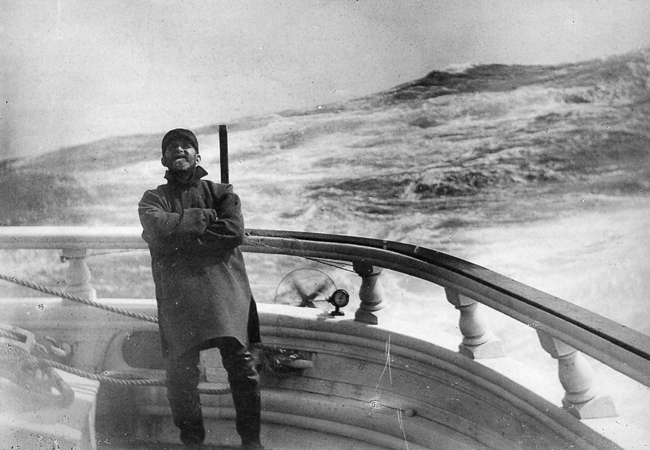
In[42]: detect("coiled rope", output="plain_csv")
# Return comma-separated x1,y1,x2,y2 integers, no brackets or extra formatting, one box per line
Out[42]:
0,273,290,395
0,339,77,408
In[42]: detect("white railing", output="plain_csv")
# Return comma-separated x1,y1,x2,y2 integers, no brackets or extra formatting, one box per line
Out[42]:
1,226,649,420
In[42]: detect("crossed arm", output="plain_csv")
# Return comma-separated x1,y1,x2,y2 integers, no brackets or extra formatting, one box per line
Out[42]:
138,189,245,254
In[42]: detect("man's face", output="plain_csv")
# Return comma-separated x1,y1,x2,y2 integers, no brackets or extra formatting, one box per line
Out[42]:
161,138,200,172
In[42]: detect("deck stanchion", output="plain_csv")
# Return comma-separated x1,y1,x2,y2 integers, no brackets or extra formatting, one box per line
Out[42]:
537,331,617,419
61,248,97,304
353,260,387,325
445,289,504,359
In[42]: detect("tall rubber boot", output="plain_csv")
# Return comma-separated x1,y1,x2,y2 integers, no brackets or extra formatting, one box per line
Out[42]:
221,343,262,449
166,347,205,446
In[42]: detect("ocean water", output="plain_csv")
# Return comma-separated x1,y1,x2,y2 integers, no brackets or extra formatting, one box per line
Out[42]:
2,52,650,447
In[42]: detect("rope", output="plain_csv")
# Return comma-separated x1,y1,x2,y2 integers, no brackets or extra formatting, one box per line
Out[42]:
0,274,233,393
1,342,76,408
0,327,23,342
0,273,302,395
0,343,230,395
44,360,231,395
0,273,159,324
0,274,285,353
245,238,357,273
306,257,356,273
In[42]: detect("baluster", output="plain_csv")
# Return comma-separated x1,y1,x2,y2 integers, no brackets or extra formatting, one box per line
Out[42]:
61,248,97,304
537,331,616,419
353,260,387,325
445,289,504,359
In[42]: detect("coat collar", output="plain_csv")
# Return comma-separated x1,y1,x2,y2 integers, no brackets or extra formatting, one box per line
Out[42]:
164,165,208,187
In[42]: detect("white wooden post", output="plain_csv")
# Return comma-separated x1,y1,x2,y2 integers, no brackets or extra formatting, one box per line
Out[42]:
537,331,616,419
62,248,97,303
445,289,504,359
353,261,387,325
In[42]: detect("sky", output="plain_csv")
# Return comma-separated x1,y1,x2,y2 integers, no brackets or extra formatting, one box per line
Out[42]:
2,0,650,159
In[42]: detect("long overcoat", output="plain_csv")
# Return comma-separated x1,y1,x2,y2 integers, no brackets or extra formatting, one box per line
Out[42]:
138,167,257,360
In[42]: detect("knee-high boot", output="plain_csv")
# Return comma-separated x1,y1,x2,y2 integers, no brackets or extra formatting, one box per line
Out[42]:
221,344,261,448
166,348,205,446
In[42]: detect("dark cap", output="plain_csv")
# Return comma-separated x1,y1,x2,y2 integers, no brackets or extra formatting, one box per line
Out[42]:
161,128,199,154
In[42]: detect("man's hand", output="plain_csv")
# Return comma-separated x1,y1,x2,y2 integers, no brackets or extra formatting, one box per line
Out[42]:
202,209,218,226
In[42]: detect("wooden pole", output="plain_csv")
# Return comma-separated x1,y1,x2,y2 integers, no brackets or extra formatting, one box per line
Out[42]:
219,124,229,184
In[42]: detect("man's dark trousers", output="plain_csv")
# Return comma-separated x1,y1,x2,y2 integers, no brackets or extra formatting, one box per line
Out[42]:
166,337,261,446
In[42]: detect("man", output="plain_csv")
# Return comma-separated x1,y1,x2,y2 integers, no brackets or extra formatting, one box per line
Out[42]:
138,128,262,450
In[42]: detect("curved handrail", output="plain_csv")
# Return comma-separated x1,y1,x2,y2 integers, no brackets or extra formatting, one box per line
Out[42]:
0,226,649,389
243,229,650,389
